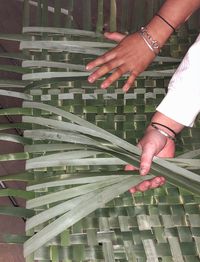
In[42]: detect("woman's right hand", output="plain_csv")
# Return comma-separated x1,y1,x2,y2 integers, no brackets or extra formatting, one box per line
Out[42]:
86,31,156,92
127,125,176,193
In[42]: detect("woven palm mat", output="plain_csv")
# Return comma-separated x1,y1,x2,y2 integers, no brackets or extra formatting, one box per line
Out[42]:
23,39,200,262
20,1,200,261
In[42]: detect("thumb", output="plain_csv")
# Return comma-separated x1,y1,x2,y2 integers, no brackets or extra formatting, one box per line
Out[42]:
104,32,126,43
139,143,157,176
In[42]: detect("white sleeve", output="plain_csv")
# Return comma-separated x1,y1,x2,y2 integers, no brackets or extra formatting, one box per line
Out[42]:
156,34,200,127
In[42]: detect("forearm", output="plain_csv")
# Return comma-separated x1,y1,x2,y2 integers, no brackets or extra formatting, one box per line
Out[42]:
149,111,184,136
146,0,200,47
146,2,200,131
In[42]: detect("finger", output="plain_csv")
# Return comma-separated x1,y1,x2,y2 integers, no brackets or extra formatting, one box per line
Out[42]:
86,50,116,72
129,178,154,194
88,57,124,84
122,72,137,92
149,176,165,189
129,177,165,194
100,66,127,89
160,176,166,185
129,187,137,194
124,164,138,171
104,32,126,42
135,180,151,192
139,143,157,176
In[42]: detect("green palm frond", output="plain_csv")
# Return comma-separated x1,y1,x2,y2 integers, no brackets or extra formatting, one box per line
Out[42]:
0,99,199,257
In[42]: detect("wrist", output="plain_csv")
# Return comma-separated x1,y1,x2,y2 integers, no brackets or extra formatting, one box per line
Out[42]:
144,125,175,148
151,122,176,141
151,111,184,134
145,15,174,48
138,27,161,55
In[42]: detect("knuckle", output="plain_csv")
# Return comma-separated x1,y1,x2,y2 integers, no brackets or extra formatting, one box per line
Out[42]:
116,67,125,76
106,63,115,72
131,70,139,77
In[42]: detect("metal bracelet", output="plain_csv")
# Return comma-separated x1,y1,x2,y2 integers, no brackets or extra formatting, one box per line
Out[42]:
151,121,177,137
151,123,176,141
138,27,160,55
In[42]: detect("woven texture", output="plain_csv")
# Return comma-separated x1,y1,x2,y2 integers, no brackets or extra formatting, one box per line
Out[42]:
31,186,200,262
21,1,200,262
17,1,200,261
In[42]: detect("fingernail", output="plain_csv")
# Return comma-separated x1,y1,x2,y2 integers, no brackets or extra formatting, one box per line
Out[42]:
123,86,129,93
160,177,165,184
129,188,136,194
88,76,94,83
86,65,90,71
101,83,107,89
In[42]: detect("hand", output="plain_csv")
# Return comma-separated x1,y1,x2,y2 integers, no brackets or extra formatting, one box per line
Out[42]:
127,126,175,193
86,31,155,92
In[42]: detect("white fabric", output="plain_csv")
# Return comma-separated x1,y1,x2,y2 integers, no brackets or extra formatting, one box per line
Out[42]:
157,34,200,127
